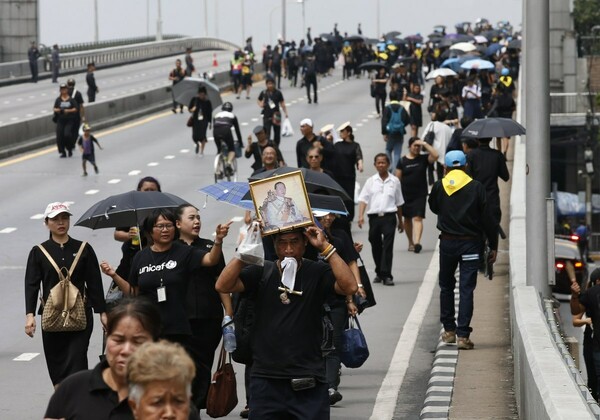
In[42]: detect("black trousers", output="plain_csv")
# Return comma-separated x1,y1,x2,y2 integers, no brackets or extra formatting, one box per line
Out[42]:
368,213,397,279
188,318,223,409
305,75,318,102
56,121,75,154
87,88,96,103
325,300,346,390
375,92,386,114
263,117,281,146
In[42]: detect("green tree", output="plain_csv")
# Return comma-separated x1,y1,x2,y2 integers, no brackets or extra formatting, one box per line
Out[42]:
574,0,600,35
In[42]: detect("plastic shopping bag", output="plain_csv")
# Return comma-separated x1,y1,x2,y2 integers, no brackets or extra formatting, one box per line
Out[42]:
235,222,264,266
281,118,294,137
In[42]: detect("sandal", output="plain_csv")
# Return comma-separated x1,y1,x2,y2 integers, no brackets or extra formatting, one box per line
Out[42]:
408,245,415,252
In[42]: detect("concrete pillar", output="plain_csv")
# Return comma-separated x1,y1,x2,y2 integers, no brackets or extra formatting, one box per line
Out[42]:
0,0,39,62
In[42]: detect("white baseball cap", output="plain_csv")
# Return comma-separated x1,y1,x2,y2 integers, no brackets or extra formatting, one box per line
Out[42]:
44,202,73,219
300,118,313,127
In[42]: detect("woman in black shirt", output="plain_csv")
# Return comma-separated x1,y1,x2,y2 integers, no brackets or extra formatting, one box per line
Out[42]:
24,202,107,387
394,137,438,253
52,83,79,157
188,87,213,155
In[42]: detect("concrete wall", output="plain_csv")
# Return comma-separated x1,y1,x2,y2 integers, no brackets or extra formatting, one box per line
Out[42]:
0,0,38,62
0,63,264,159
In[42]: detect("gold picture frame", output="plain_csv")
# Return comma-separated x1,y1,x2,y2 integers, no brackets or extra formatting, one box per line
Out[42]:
249,170,314,236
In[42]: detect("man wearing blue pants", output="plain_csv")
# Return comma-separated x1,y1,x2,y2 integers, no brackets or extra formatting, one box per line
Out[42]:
428,150,498,349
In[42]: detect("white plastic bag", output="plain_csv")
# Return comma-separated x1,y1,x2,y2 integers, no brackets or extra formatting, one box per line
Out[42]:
281,118,294,137
354,181,361,204
235,221,264,266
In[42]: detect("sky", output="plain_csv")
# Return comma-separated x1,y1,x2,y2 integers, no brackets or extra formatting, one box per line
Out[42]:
39,0,523,49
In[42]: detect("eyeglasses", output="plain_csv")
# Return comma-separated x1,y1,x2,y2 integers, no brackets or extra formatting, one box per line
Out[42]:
153,223,175,231
307,155,321,159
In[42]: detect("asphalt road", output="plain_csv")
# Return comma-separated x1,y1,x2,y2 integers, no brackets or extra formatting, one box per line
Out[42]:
0,65,441,419
0,50,234,127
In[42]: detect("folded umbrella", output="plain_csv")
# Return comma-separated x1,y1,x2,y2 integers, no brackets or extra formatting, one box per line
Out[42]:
462,118,526,138
171,77,222,110
248,167,351,200
75,191,189,229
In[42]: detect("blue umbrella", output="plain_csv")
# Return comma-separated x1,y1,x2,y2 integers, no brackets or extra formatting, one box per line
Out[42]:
198,181,254,210
460,58,494,71
485,43,502,57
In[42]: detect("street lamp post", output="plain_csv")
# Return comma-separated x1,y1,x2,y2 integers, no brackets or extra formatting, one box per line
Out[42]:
241,0,246,44
146,0,150,37
376,0,380,38
282,0,287,41
298,0,305,40
156,0,163,41
204,0,208,37
93,0,99,43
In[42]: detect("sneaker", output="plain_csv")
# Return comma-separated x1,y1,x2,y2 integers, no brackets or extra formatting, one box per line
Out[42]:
67,150,73,157
373,276,382,283
383,277,395,286
94,165,99,174
414,244,422,254
171,108,177,113
457,337,474,350
59,153,67,158
82,172,88,177
239,406,249,418
308,98,312,104
441,330,456,344
329,388,343,406
180,108,184,113
225,164,234,177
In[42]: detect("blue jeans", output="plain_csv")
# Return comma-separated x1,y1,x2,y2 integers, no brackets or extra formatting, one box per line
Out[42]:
386,136,404,169
438,239,482,337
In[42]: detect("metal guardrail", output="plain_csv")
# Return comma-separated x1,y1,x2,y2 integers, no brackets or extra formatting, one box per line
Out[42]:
0,37,240,81
550,92,598,114
37,34,186,56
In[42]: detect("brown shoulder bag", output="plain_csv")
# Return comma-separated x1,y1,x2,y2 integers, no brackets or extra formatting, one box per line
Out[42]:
206,343,238,418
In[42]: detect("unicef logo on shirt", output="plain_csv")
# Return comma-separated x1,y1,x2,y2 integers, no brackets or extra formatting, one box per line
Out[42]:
165,260,177,269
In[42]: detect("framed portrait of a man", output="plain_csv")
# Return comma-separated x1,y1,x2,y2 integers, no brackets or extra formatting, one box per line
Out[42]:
249,171,314,236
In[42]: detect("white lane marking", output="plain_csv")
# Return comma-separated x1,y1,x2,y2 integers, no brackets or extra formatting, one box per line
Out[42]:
208,137,214,141
26,113,33,117
10,117,18,121
128,170,141,176
369,242,439,420
13,353,40,362
64,201,75,206
40,110,48,113
180,149,190,153
28,95,35,99
30,214,45,220
3,101,9,104
0,227,17,233
362,119,369,122
0,266,26,270
230,216,244,222
251,118,258,122
164,155,175,160
107,179,121,184
356,123,363,127
41,93,47,96
16,98,23,102
291,100,298,104
101,96,107,99
368,115,375,118
241,122,249,126
147,162,159,167
85,189,99,195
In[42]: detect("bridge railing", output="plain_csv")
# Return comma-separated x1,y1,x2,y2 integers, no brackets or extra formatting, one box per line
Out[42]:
0,37,240,81
550,92,597,115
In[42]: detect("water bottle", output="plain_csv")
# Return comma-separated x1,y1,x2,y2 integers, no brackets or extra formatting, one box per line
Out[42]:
222,315,236,353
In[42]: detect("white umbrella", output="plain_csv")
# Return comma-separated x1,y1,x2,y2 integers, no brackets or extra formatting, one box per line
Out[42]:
450,42,477,52
425,68,458,80
474,35,488,44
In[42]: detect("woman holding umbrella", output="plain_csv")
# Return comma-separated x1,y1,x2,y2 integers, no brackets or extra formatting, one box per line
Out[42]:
25,202,107,388
188,86,213,155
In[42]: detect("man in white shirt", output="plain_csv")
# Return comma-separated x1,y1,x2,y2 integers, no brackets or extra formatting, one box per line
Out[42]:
357,153,405,286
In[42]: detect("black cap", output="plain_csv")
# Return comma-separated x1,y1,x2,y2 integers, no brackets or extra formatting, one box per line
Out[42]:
59,83,68,89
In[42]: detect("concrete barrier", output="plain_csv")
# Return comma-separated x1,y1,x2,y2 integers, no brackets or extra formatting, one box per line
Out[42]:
509,81,598,418
0,63,264,160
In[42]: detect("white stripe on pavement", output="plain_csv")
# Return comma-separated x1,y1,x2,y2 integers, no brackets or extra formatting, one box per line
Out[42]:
13,353,40,361
369,242,439,419
0,227,17,233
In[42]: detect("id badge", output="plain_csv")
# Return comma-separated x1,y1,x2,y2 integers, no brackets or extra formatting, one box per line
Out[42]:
268,99,276,109
198,114,204,121
157,286,167,302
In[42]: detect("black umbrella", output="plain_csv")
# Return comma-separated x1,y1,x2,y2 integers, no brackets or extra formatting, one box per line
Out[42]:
440,48,465,59
438,38,456,48
318,33,335,43
75,191,189,229
240,191,349,216
248,167,351,200
358,60,389,72
171,77,222,109
396,56,417,66
462,118,526,138
384,31,402,41
344,34,365,43
508,39,522,50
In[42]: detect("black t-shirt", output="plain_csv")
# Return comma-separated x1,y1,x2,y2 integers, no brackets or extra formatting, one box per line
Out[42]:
579,285,600,351
129,241,207,335
239,259,337,381
407,92,423,120
334,141,362,180
185,237,226,320
53,96,79,122
258,89,284,117
397,154,429,199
